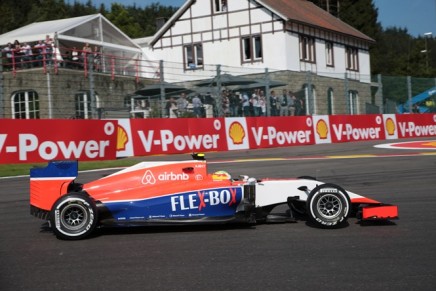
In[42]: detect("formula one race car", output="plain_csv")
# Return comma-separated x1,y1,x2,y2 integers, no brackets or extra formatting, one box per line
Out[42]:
30,154,398,240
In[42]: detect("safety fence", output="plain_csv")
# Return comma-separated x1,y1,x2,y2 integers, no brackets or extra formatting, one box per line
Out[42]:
1,47,436,119
1,113,435,164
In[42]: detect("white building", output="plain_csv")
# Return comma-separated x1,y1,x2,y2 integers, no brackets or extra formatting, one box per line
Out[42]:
143,0,374,84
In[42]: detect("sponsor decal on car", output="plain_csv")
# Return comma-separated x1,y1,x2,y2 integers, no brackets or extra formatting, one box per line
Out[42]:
104,187,243,221
170,188,238,212
141,170,190,185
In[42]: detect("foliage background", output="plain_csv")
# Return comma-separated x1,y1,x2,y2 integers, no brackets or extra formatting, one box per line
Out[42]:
1,0,435,104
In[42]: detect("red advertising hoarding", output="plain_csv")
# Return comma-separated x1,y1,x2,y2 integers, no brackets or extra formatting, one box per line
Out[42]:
328,115,386,143
2,113,436,164
395,114,436,138
129,118,229,156
245,116,315,148
0,119,117,163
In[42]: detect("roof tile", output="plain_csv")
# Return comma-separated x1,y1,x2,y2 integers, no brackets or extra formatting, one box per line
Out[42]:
260,0,374,42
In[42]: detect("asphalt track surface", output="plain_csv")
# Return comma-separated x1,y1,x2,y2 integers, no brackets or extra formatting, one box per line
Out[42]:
1,138,436,290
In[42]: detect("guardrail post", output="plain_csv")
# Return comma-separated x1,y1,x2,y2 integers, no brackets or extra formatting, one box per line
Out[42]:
216,64,222,117
160,60,165,118
0,60,3,118
265,68,270,116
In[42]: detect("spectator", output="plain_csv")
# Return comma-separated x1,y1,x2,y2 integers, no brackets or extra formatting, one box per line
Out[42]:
21,42,33,68
165,97,178,118
44,35,54,66
13,40,24,68
33,40,45,67
2,42,13,70
176,93,189,116
229,91,240,117
221,0,228,11
279,89,289,116
241,92,250,116
82,43,92,67
222,90,230,116
252,90,261,117
192,94,203,117
289,92,297,116
259,90,266,116
295,97,304,116
269,90,279,116
204,92,216,116
70,47,80,69
93,46,101,72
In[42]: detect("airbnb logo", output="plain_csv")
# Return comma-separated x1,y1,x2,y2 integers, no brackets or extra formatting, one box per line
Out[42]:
142,170,156,185
141,170,190,185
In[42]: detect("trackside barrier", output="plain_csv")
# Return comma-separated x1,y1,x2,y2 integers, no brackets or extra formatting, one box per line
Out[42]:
0,119,117,163
0,114,435,163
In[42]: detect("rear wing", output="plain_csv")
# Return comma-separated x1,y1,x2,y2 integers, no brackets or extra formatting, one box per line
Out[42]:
30,161,78,215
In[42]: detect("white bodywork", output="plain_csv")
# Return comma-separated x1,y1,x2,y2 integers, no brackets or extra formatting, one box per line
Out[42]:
254,179,365,208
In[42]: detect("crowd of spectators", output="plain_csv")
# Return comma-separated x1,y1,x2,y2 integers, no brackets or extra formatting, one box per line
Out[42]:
161,88,305,118
223,88,305,117
1,36,102,72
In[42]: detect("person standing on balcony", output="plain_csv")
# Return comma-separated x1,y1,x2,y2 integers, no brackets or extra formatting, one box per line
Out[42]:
2,42,13,70
71,47,80,68
81,43,92,68
44,35,53,66
13,40,24,69
93,46,101,72
21,42,33,68
33,40,45,67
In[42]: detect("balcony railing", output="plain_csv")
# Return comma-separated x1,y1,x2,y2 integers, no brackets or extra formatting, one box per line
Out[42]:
1,45,155,82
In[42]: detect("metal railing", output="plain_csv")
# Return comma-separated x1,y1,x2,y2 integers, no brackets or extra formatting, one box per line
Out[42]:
1,46,436,119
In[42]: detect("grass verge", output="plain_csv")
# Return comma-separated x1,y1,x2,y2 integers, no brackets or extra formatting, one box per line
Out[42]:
0,159,141,178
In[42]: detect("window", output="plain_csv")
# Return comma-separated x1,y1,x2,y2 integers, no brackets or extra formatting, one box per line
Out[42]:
184,43,204,70
349,90,358,114
213,0,227,13
327,88,334,115
75,91,100,119
300,35,316,62
11,90,39,119
325,42,334,67
241,35,263,63
346,46,359,71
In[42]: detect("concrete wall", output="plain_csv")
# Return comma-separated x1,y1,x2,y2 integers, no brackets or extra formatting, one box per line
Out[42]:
1,68,150,118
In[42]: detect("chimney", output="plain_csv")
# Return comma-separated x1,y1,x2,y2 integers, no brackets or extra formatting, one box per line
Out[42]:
156,17,168,31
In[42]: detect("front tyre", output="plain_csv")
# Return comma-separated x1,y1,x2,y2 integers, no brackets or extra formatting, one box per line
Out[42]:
50,193,98,240
306,183,350,228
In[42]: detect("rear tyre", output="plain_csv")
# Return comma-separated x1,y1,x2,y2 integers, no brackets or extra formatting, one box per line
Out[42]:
306,183,350,228
50,193,98,240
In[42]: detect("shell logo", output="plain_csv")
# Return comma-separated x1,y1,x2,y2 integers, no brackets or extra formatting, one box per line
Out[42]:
229,122,245,144
316,119,329,139
385,118,396,136
117,125,129,151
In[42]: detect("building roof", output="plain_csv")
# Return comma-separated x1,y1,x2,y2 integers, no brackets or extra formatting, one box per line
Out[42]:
0,14,141,52
149,0,373,46
259,0,374,42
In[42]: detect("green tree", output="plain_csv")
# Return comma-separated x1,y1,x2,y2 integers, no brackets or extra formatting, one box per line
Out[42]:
106,3,144,38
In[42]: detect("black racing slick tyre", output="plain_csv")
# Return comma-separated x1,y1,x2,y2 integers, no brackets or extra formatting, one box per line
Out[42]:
306,183,350,228
50,193,98,240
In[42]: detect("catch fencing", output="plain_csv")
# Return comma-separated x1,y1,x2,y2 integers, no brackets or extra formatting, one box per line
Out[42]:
1,47,436,119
